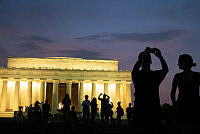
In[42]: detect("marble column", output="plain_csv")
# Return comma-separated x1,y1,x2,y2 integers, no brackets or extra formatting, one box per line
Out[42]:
120,82,126,110
14,79,20,111
115,82,121,102
66,80,72,99
91,81,96,99
78,80,84,112
26,79,33,106
0,78,8,111
126,82,132,104
40,79,46,103
52,80,59,114
104,81,109,95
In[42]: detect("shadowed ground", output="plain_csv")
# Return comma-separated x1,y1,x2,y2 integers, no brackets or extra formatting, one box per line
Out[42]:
0,118,177,134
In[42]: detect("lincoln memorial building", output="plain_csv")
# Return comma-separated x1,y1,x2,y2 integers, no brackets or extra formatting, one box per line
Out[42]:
0,57,132,117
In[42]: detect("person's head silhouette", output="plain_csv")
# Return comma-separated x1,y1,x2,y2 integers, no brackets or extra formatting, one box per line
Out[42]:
92,97,97,103
85,95,88,100
117,101,121,106
45,99,48,104
178,54,196,71
71,106,75,111
129,103,132,107
138,48,152,71
103,94,106,99
65,93,69,99
35,101,40,107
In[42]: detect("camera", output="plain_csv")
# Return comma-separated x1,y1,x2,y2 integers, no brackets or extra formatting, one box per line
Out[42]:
145,47,155,54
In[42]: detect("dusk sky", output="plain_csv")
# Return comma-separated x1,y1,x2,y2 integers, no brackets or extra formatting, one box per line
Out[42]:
0,0,200,104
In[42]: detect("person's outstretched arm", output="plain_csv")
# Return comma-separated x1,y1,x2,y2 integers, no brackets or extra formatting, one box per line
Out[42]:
131,59,142,83
98,93,102,100
171,74,178,105
153,48,169,79
106,94,110,100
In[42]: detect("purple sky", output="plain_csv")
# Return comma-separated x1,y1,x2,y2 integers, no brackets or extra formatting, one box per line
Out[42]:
0,0,200,104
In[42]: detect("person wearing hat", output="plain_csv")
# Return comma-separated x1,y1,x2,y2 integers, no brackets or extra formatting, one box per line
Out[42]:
171,54,200,133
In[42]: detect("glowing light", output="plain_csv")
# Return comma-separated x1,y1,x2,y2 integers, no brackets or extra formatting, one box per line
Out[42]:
8,57,118,71
7,80,15,110
120,82,127,110
32,81,40,104
19,81,28,109
58,103,63,109
0,80,2,103
96,82,104,110
108,82,116,109
83,82,92,101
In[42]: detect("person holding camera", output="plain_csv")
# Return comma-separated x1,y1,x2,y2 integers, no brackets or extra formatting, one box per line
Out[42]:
98,93,110,123
132,47,168,133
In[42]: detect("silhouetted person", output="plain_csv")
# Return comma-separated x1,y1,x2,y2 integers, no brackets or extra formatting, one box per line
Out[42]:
98,93,110,123
126,103,133,126
171,54,200,134
132,47,168,133
69,106,77,119
26,104,34,122
42,99,50,123
82,95,90,121
90,97,98,122
108,101,114,123
62,93,71,123
16,106,24,123
69,106,77,127
34,101,42,122
116,102,124,126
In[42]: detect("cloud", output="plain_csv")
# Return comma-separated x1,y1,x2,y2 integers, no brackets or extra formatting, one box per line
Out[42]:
27,35,55,43
19,35,55,44
58,49,108,60
14,35,55,50
17,41,42,49
75,30,187,43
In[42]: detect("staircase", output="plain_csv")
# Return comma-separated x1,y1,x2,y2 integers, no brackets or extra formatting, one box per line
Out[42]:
0,112,14,118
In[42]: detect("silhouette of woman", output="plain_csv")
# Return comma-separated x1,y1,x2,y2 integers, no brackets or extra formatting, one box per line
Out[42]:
90,97,98,122
171,54,200,127
132,47,168,132
62,93,71,123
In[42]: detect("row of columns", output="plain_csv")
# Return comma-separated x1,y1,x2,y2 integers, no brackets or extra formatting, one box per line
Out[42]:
0,78,131,114
50,80,131,113
0,78,46,112
76,80,131,112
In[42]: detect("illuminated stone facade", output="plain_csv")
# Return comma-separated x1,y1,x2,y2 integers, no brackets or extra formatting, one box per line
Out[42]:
0,57,131,117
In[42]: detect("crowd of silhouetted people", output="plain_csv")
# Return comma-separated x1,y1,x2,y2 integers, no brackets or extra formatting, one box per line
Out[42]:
15,93,127,127
14,47,200,134
61,92,126,126
15,99,53,124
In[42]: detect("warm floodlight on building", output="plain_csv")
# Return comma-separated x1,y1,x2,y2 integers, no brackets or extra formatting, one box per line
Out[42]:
0,57,132,117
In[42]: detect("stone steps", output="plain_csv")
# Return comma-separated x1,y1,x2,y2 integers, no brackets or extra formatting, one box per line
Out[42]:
0,112,14,117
